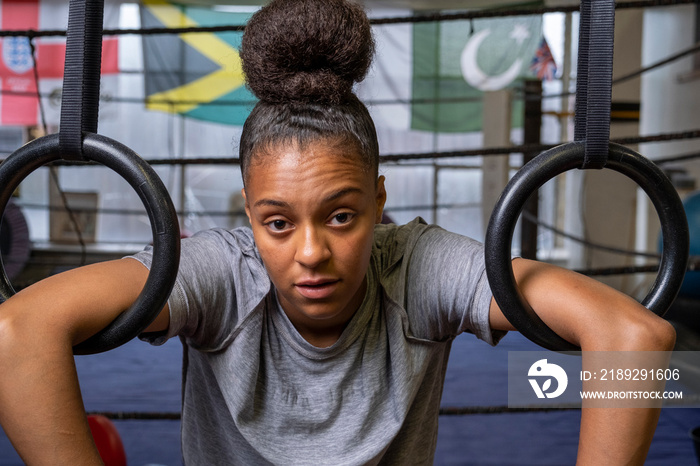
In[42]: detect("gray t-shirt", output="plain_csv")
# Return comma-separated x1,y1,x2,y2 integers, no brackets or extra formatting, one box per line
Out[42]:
131,217,503,465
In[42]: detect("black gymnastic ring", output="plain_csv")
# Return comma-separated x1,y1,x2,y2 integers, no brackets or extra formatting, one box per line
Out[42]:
0,133,180,355
484,141,689,352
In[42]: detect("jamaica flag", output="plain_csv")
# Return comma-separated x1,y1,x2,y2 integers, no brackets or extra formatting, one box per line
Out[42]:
140,0,255,126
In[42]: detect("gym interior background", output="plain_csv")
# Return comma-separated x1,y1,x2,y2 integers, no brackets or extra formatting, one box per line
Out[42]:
0,0,699,464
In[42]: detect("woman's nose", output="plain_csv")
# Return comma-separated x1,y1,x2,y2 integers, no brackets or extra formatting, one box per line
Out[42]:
294,225,331,268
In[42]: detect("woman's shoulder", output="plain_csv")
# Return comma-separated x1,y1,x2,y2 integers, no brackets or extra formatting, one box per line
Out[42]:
177,226,267,288
373,217,429,246
372,217,484,277
372,217,434,274
184,226,259,259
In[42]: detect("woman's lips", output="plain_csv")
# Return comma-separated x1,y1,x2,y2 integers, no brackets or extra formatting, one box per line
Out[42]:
295,279,340,299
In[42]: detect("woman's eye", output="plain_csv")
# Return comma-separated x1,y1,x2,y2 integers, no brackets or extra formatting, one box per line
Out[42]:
330,213,352,225
269,220,288,231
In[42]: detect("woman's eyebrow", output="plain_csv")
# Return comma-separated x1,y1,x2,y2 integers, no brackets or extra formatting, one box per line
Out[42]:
322,187,363,203
253,187,363,209
254,198,289,208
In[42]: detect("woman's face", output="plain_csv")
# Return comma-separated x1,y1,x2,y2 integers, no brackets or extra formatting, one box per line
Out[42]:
243,140,385,347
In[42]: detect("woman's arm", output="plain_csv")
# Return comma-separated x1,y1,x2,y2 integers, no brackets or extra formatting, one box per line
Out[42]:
489,258,675,465
0,258,168,465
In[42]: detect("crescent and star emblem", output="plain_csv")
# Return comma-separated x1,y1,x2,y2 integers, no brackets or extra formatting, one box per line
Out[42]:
460,23,531,91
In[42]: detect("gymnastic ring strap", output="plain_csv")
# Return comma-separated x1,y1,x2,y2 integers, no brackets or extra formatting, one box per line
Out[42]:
59,0,103,161
0,134,180,355
484,142,689,352
574,0,615,170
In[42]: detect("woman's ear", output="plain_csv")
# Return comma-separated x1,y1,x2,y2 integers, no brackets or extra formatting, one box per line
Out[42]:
375,175,387,223
242,188,252,225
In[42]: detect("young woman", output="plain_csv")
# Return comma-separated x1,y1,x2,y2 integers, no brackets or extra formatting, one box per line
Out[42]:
0,0,675,464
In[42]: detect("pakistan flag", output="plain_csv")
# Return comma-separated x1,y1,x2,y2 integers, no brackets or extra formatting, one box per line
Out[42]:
412,14,542,133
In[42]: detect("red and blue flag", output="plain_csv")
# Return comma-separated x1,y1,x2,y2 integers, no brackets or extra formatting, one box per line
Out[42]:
530,37,557,81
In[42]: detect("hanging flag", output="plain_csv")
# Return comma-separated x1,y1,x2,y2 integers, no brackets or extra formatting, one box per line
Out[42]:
0,0,120,127
140,0,255,126
530,37,557,81
411,14,542,133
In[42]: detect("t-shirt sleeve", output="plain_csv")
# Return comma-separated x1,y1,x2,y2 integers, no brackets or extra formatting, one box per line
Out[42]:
401,224,506,346
128,227,270,351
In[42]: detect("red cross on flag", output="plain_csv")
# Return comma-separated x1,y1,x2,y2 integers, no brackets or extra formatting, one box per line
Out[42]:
0,0,119,126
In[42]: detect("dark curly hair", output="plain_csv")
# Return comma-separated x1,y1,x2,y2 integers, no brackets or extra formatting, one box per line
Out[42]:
239,0,378,184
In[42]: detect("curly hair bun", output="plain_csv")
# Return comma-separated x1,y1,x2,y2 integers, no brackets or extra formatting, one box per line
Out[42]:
240,0,374,105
